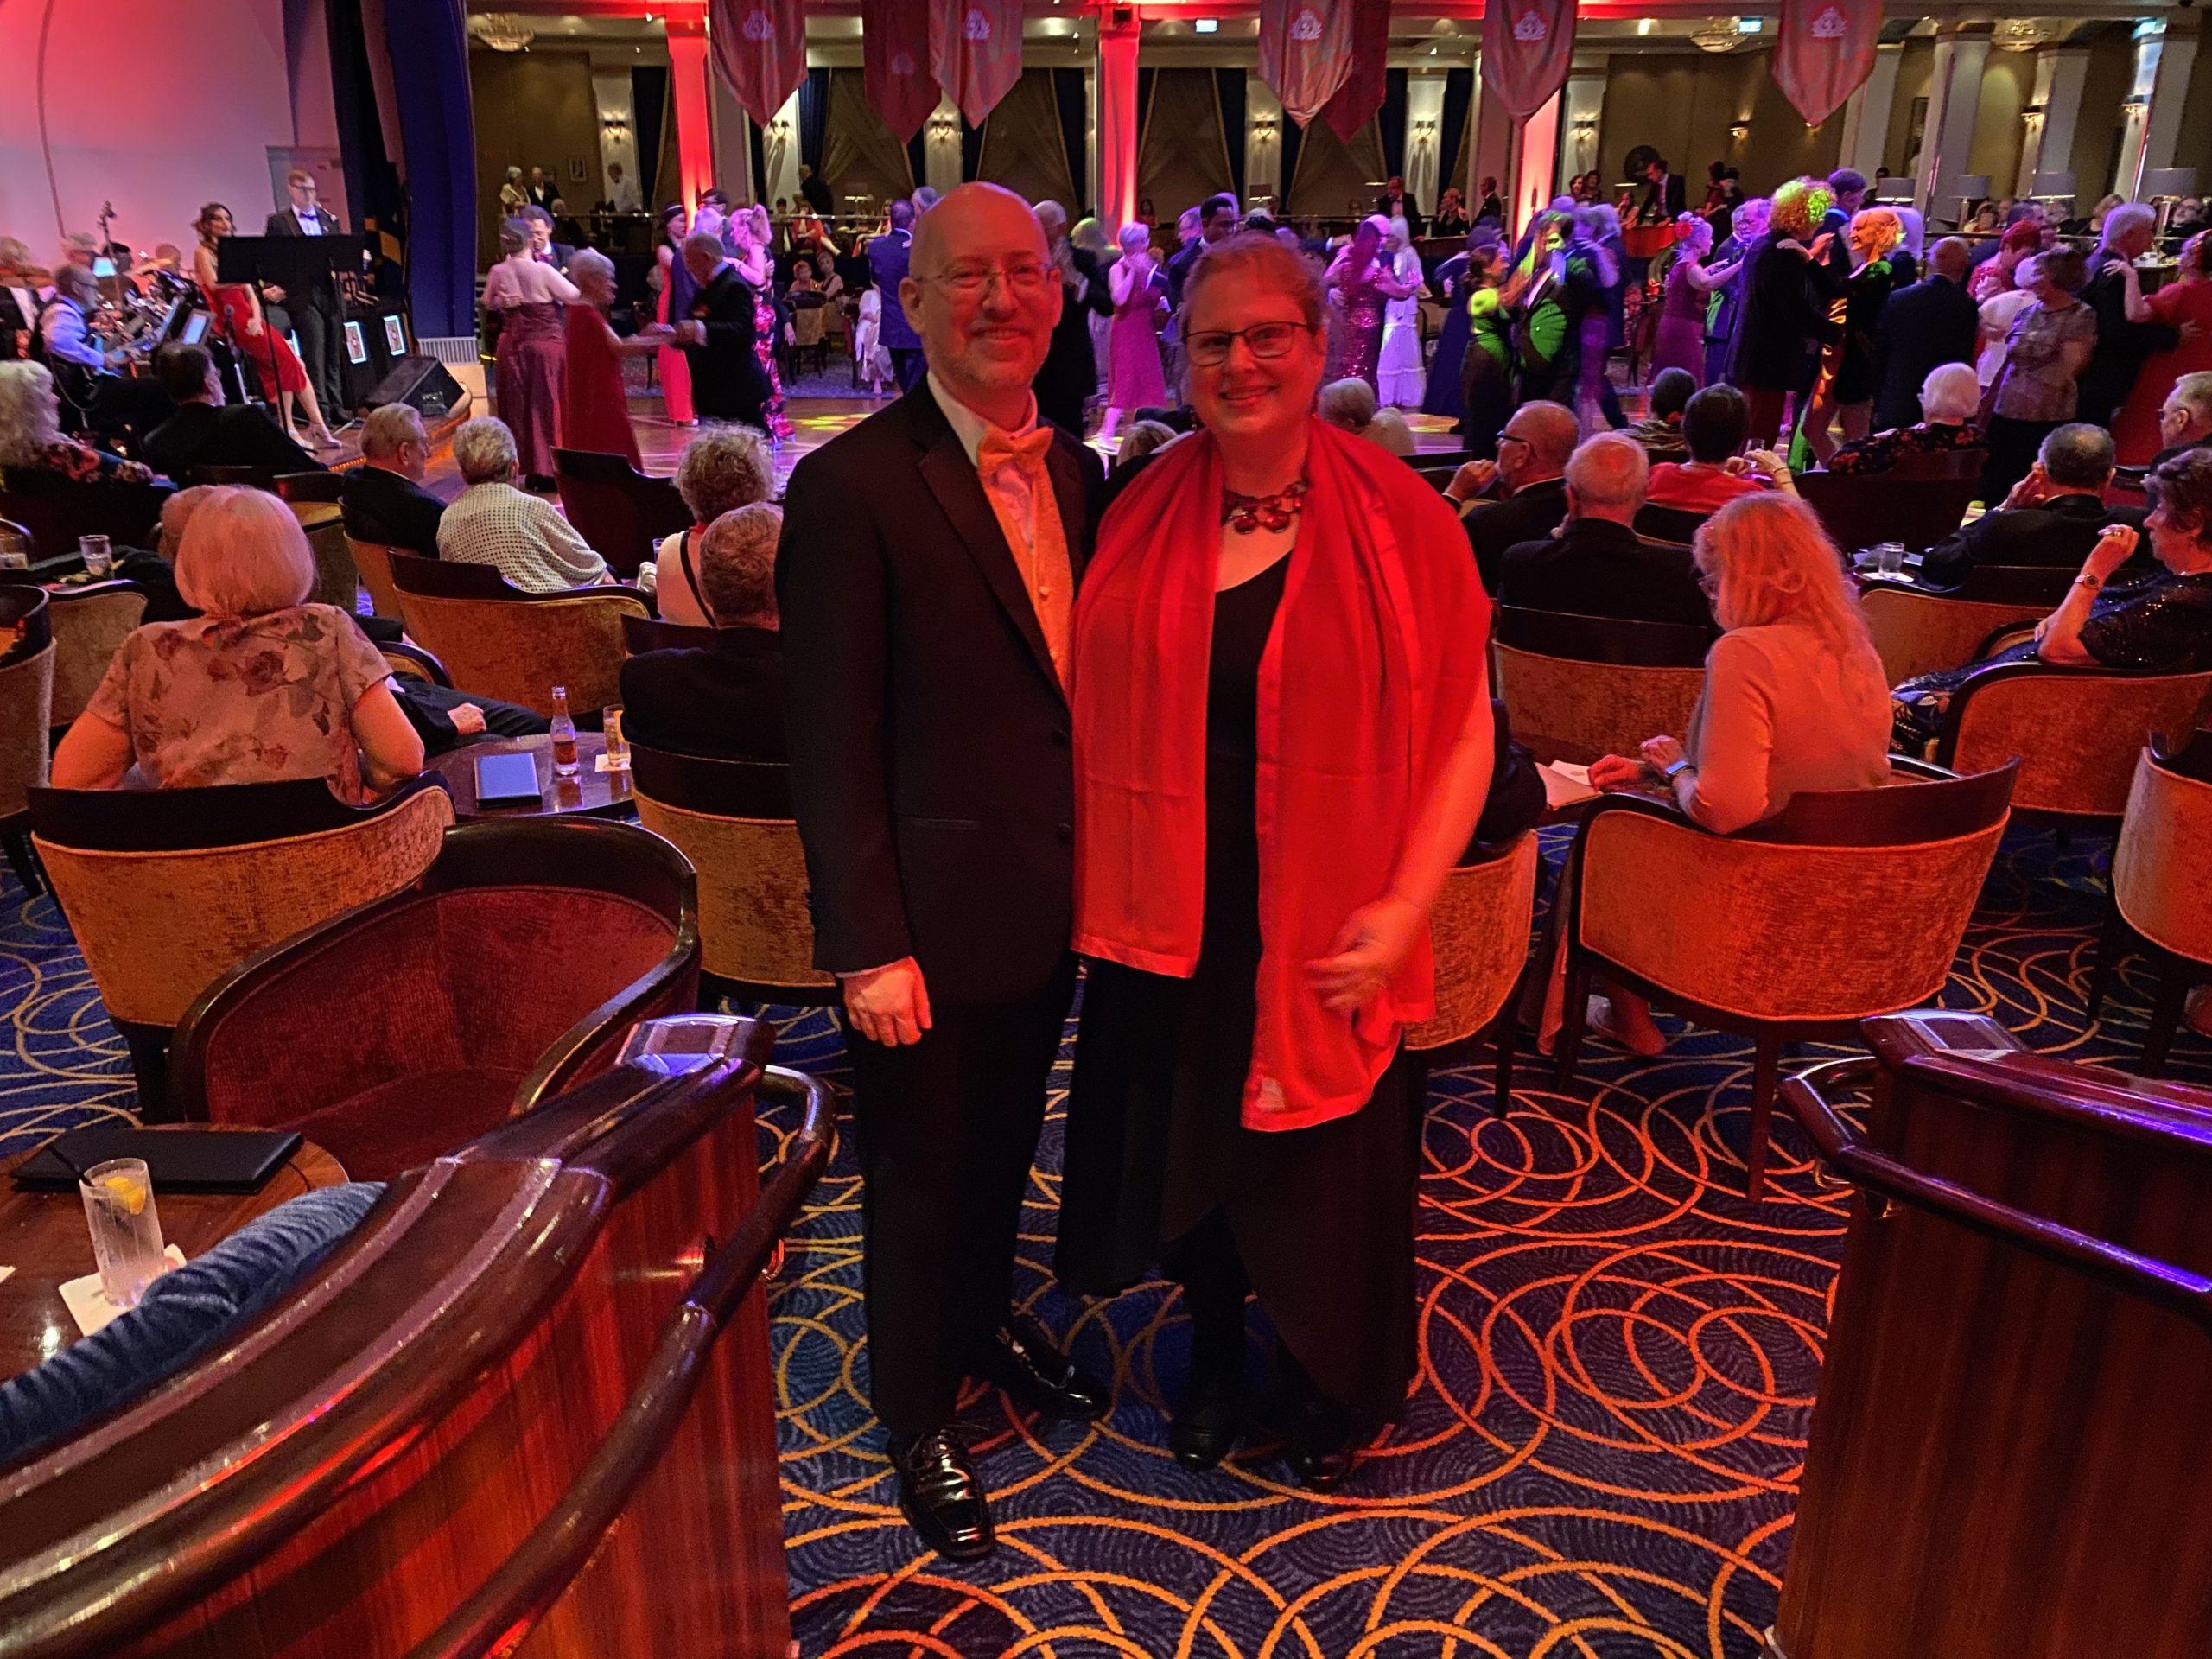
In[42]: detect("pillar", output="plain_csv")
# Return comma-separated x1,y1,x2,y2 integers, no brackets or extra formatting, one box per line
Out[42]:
1835,42,1901,182
1085,66,1101,218
1516,91,1559,230
1558,65,1604,194
590,67,640,205
666,10,715,213
1245,75,1284,215
1402,71,1447,215
1471,59,1519,229
1097,12,1141,233
1916,24,1991,223
709,72,755,204
2018,45,2089,207
761,89,802,207
2128,19,2200,195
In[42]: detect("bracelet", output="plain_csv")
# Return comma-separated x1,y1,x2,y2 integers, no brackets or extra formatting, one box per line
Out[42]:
2073,573,2102,592
1662,758,1695,782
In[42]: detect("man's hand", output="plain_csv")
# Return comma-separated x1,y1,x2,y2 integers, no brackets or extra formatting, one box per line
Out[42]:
1446,458,1499,503
843,957,932,1047
2003,462,2052,510
448,702,487,737
263,283,286,304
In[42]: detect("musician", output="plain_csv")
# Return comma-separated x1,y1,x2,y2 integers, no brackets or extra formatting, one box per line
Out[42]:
262,169,344,421
39,264,171,446
0,238,40,361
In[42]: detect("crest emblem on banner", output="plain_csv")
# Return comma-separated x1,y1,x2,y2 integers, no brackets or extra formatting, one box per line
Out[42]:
963,7,990,40
1810,6,1847,40
741,8,773,41
1290,9,1323,40
931,0,1021,124
1514,12,1547,40
1258,0,1355,127
865,0,938,141
1480,0,1578,124
709,0,805,125
1774,0,1878,126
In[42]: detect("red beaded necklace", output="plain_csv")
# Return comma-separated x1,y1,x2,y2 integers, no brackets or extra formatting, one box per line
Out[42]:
1221,477,1309,535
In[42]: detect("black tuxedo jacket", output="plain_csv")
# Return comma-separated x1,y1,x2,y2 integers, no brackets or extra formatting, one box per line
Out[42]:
1462,476,1568,593
263,205,343,302
141,403,325,481
1035,245,1111,436
681,268,770,423
1872,275,1980,429
619,629,786,763
0,285,35,360
777,380,1105,1002
340,463,447,559
1918,493,2133,588
1497,517,1715,631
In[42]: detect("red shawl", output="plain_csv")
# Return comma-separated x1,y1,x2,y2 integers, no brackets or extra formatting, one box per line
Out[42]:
1071,422,1491,1132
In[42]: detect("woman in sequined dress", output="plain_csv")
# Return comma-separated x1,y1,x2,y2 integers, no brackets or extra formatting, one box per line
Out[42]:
734,206,793,443
1323,216,1411,391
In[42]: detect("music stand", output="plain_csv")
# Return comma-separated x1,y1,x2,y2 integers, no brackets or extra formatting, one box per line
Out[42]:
215,234,366,421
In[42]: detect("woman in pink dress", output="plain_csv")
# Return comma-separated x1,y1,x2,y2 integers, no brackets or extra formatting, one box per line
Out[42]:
1324,217,1410,391
2113,232,2212,465
654,204,696,427
1100,222,1167,442
1649,213,1740,386
483,218,577,487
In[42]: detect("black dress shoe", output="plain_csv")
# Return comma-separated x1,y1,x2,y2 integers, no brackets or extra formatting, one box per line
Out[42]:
888,1427,994,1561
1285,1396,1355,1492
1169,1370,1243,1471
983,1315,1107,1421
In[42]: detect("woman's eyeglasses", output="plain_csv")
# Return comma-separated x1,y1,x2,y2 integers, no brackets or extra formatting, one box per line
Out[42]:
1185,322,1315,367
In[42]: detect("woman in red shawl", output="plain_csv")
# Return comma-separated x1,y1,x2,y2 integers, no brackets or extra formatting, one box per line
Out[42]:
1059,235,1497,1489
560,249,664,469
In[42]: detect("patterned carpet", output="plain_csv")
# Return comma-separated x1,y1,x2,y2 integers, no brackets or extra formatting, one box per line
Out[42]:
3,826,2205,1657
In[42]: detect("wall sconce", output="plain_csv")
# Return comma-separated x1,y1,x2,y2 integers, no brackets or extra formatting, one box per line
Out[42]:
1412,118,1439,144
2120,99,2149,118
927,112,960,143
1251,115,1280,144
1727,121,1751,142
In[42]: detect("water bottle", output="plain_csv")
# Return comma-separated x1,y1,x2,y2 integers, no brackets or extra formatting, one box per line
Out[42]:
549,684,579,777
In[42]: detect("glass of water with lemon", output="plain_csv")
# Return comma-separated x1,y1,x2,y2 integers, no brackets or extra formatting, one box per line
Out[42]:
79,1158,167,1308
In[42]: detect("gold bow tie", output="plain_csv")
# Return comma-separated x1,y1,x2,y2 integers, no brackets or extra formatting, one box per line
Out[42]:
978,426,1055,470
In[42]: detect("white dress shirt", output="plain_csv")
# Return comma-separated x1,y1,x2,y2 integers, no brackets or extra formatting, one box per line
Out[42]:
292,206,325,237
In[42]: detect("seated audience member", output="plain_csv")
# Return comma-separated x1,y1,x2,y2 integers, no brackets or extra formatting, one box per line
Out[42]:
1475,699,1545,851
1646,385,1794,513
139,344,325,480
1574,494,1892,1052
1112,419,1179,473
1827,361,1984,476
49,487,423,802
111,485,211,622
620,504,785,761
1918,423,2128,587
1625,368,1695,461
2151,371,2212,467
1893,449,2212,753
1449,399,1579,590
340,404,448,559
437,417,613,591
1498,433,1713,629
1317,378,1415,456
652,426,773,627
0,360,156,489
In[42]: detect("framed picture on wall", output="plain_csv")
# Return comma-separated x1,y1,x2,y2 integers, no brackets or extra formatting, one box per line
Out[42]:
568,158,586,182
384,315,407,357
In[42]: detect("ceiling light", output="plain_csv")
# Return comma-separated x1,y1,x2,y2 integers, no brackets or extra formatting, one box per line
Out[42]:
1692,17,1742,53
473,13,536,52
1993,20,2063,53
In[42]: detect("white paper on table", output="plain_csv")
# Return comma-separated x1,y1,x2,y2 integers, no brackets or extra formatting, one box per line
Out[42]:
1539,760,1600,810
0,1265,13,1286
59,1245,187,1338
593,753,631,773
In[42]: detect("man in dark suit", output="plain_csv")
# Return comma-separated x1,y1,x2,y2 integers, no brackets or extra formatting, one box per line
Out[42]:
520,207,575,273
1377,175,1426,239
1497,433,1713,629
140,343,326,480
1166,192,1239,312
620,504,785,760
1919,423,2135,588
1032,201,1110,437
1638,157,1687,224
524,166,557,211
1872,237,1979,430
0,238,36,360
671,233,770,424
798,162,836,219
1447,400,1580,591
869,200,924,391
262,168,345,422
340,404,448,559
779,183,1106,1563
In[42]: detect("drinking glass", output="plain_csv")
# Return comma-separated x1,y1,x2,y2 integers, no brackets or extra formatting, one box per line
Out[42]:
79,1157,167,1309
602,704,630,771
79,535,113,578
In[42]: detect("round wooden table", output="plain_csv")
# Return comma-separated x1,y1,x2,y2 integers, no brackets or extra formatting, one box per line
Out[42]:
429,732,637,821
0,1130,347,1380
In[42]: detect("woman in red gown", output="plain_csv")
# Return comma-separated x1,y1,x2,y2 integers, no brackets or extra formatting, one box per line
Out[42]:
2113,232,2212,465
561,250,664,468
192,202,337,448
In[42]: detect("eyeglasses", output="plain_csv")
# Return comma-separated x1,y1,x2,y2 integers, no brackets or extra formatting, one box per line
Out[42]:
1184,322,1315,367
924,260,1053,296
1497,433,1531,451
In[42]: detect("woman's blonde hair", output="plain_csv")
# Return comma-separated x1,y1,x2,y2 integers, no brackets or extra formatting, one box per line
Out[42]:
1847,207,1903,262
676,424,773,520
0,361,62,467
174,487,315,616
1694,493,1872,657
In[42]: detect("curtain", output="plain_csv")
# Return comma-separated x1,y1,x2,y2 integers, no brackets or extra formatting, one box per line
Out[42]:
822,68,914,213
632,67,670,208
798,67,830,174
1216,69,1247,205
1138,68,1234,225
907,131,929,196
324,0,405,235
750,122,768,204
1380,69,1408,184
979,71,1075,207
1281,113,1306,219
1288,114,1385,222
378,0,474,337
1052,68,1088,214
962,117,985,185
1440,67,1474,209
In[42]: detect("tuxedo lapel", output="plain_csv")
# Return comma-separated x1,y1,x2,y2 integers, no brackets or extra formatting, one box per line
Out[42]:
1045,438,1088,583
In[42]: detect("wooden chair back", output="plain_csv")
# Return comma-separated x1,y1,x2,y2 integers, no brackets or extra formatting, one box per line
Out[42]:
45,582,147,730
1796,470,1980,552
552,448,691,580
629,742,835,1001
1887,445,1987,481
343,534,404,620
1404,833,1540,1052
187,464,276,490
1941,664,2212,819
290,503,359,611
2113,738,2212,967
1860,585,2053,684
1491,606,1712,765
28,776,453,1028
388,553,648,717
274,471,346,504
1633,503,1710,545
378,639,451,686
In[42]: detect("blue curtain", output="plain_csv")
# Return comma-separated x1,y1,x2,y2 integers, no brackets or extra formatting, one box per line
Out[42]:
798,68,830,174
961,118,984,183
751,122,768,202
322,0,404,238
1281,116,1305,218
632,67,669,207
379,0,474,339
1052,69,1088,215
1381,70,1408,186
1215,70,1246,206
907,131,929,195
1440,67,1473,212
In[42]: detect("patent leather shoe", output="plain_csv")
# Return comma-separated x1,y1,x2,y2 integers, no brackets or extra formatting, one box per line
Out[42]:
888,1427,993,1561
984,1315,1107,1421
1168,1370,1243,1471
1285,1397,1355,1492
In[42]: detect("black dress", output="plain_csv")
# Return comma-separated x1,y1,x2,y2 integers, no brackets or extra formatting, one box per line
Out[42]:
1058,554,1420,1427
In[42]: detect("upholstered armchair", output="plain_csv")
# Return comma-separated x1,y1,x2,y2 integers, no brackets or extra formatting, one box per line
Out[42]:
388,552,648,717
1404,831,1541,1115
1491,606,1712,766
0,586,54,894
552,448,691,580
344,534,405,620
44,581,147,734
1860,584,2059,685
2088,735,2212,1073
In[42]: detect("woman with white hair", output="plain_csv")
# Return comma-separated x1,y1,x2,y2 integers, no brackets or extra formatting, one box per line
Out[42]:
652,425,774,626
561,247,664,469
2078,200,2193,432
0,360,155,491
1827,360,1986,475
51,487,423,800
1373,218,1427,407
1323,215,1411,390
483,217,579,488
436,416,611,591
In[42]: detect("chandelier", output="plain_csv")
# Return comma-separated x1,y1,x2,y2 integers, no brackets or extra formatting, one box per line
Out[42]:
1691,17,1743,54
472,13,536,51
1993,20,2064,53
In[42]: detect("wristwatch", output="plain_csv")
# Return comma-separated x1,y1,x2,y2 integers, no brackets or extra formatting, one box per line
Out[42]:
1662,757,1694,782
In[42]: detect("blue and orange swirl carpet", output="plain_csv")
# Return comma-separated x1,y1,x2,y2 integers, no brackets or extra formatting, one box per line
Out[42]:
3,826,2202,1657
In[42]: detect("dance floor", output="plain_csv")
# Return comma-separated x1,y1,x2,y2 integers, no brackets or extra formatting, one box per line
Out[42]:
3,824,2203,1656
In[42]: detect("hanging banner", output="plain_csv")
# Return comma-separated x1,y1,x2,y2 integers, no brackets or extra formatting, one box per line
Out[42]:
709,0,806,127
1771,0,1879,129
864,0,939,143
930,0,1023,128
1321,0,1392,142
1258,0,1356,130
1479,0,1577,125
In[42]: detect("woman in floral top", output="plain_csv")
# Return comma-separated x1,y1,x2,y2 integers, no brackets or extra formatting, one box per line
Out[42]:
1979,245,2096,505
0,361,156,488
51,488,423,803
1826,362,1985,475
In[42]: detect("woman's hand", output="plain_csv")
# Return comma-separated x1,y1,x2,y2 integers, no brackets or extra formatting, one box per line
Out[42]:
1640,735,1687,774
1587,753,1649,791
1306,895,1423,1016
2083,524,2138,583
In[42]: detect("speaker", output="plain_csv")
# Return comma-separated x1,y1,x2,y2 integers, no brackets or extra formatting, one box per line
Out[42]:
363,355,465,422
